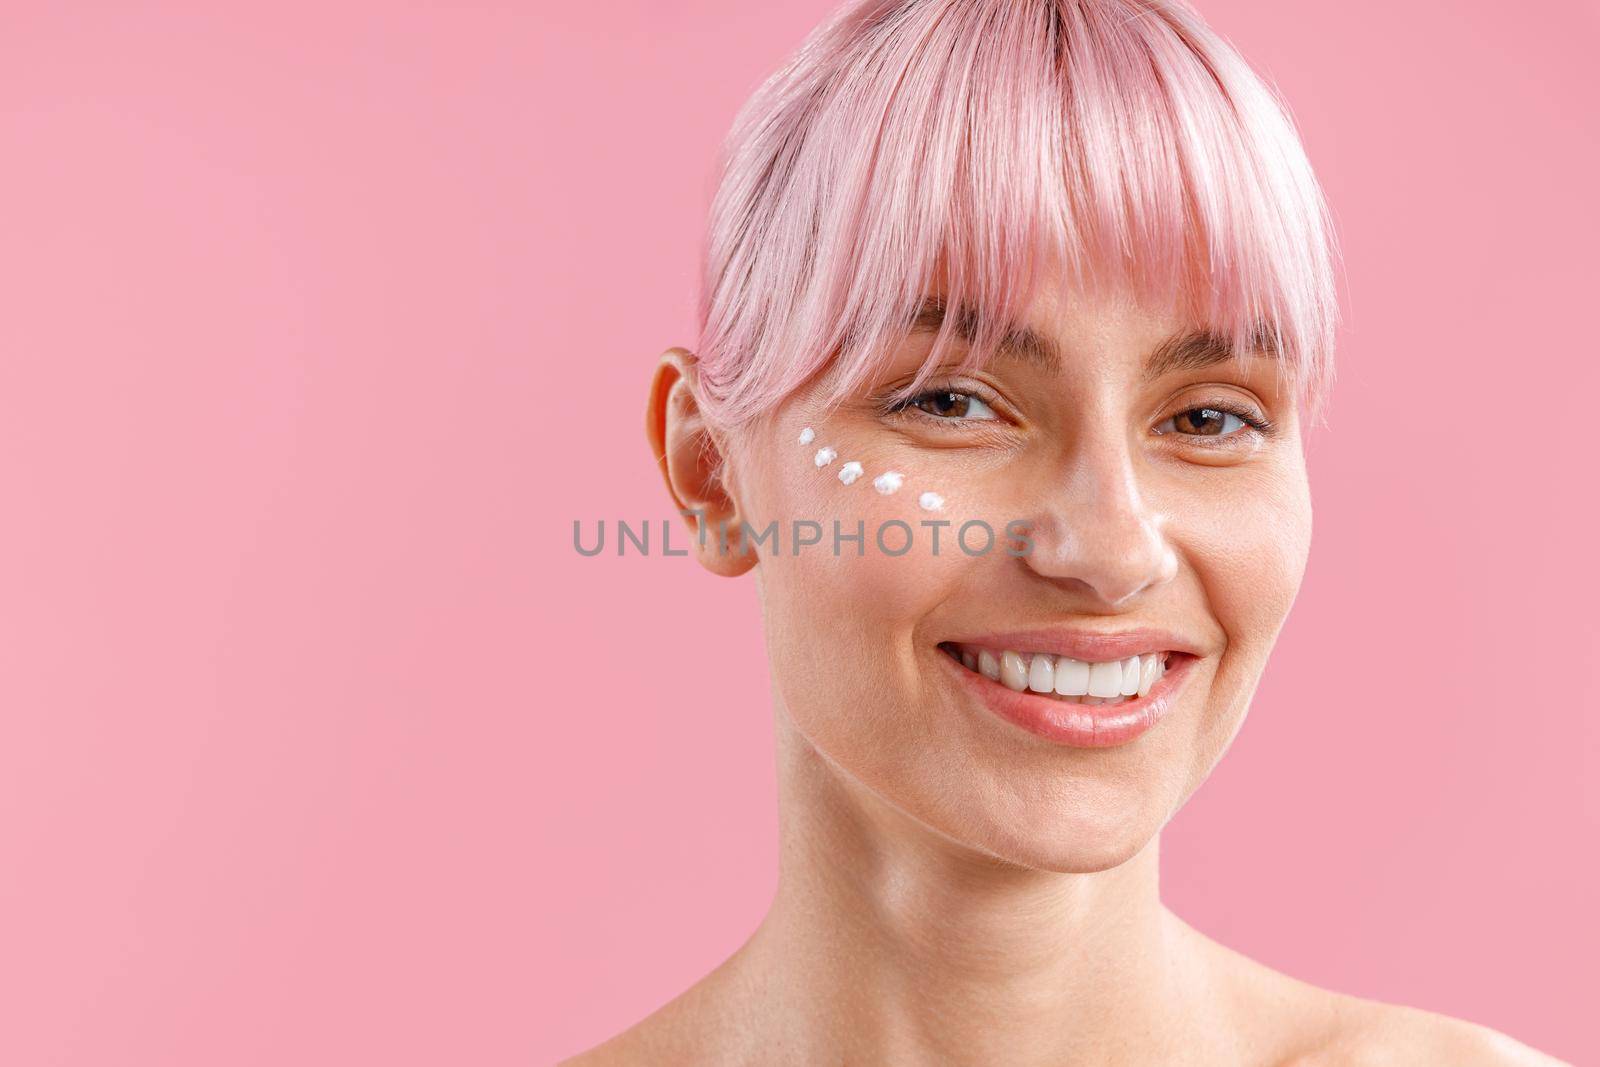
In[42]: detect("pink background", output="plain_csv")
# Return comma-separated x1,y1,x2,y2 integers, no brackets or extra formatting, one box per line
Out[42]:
1,2,1594,1064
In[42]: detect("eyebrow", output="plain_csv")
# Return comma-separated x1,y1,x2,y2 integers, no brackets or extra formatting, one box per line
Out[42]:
908,296,1277,379
910,297,1061,372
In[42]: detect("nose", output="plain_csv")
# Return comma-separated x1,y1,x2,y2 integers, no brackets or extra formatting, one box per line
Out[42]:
1018,434,1179,607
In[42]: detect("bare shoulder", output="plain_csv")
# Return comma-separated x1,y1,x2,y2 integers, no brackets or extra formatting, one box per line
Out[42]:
556,947,762,1067
556,1025,651,1067
556,1023,674,1067
556,990,735,1067
556,1001,718,1067
1299,997,1571,1067
1173,915,1567,1067
1237,969,1569,1067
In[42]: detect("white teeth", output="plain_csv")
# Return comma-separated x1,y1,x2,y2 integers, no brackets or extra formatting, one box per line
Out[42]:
1120,655,1141,696
1053,657,1090,696
952,644,1176,706
1138,654,1162,697
978,649,1001,682
1027,654,1054,693
1086,659,1124,698
999,650,1029,691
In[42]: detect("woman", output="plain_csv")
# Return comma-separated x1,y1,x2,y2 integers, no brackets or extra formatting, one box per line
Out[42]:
570,0,1563,1063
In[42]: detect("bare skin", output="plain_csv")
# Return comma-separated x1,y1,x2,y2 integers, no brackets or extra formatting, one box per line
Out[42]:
562,718,1563,1066
564,280,1568,1067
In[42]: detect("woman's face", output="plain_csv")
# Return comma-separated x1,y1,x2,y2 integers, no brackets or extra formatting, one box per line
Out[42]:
719,283,1312,873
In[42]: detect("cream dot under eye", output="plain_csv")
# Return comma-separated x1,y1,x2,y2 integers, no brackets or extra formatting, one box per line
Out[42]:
918,491,945,511
799,426,815,445
873,471,904,494
838,461,863,485
814,447,837,467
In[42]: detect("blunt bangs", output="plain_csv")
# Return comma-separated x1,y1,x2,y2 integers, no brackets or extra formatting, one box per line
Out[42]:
692,0,1340,429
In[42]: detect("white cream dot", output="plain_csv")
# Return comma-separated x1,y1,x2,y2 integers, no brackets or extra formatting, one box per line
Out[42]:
813,447,837,467
873,471,904,495
918,491,945,511
798,426,815,445
838,461,863,485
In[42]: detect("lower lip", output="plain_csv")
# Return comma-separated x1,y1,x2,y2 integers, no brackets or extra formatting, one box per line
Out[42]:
940,650,1196,749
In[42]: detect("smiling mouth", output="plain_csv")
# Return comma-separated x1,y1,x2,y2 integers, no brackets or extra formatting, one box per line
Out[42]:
938,642,1173,706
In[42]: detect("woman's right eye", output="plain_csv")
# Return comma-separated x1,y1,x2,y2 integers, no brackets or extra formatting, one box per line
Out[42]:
906,389,998,420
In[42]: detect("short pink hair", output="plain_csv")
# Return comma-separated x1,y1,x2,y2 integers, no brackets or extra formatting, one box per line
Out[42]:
692,0,1340,429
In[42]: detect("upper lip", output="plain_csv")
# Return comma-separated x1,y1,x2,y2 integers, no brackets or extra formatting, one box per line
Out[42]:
942,627,1205,663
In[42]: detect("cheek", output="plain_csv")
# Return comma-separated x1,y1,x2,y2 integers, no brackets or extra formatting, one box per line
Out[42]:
749,424,1012,601
1185,461,1312,667
1146,459,1311,791
737,423,1016,729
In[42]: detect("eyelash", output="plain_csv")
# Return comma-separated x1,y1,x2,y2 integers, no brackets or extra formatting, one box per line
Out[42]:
884,386,1275,441
880,384,1004,425
1159,399,1277,440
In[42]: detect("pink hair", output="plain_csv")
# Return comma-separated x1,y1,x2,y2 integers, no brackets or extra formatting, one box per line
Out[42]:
692,0,1340,429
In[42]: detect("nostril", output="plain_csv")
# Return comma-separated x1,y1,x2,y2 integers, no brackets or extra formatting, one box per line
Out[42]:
1011,512,1177,607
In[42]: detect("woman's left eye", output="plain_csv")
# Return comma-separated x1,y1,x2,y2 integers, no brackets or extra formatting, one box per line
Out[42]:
906,390,998,420
1154,406,1254,437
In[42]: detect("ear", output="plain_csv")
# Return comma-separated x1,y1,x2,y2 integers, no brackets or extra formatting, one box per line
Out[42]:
645,348,756,577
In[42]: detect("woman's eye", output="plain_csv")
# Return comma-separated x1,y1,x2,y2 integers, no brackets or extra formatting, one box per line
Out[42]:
908,390,998,420
1154,406,1251,437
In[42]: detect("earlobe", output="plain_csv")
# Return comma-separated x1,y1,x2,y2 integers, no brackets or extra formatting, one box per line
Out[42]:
645,348,755,577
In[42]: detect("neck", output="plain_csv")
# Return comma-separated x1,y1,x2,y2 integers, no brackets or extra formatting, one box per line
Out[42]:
727,707,1234,1066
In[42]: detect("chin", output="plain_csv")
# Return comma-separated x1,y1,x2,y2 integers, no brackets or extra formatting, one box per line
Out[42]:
894,776,1170,875
1007,815,1161,873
